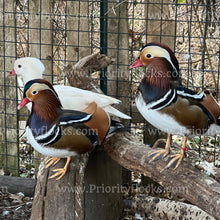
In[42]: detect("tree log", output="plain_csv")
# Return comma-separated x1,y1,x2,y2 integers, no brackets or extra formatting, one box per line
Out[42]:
31,155,89,220
0,175,36,197
103,132,220,219
65,53,113,91
65,53,124,220
132,195,215,219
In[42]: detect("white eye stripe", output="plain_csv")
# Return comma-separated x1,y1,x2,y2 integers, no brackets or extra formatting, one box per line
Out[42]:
29,83,58,99
142,46,178,73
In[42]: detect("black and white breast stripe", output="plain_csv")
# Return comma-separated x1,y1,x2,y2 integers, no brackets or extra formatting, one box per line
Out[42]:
35,124,61,146
148,87,204,111
150,89,177,110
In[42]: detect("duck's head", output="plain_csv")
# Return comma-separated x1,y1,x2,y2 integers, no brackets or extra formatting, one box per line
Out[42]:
130,42,180,77
9,57,45,84
18,79,62,122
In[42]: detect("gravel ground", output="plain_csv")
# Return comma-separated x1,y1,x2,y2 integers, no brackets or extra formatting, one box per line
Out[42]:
0,191,32,220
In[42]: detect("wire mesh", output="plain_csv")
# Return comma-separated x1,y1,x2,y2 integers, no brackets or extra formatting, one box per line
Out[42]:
0,0,219,178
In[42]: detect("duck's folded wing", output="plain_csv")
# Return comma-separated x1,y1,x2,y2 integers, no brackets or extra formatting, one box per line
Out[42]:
54,85,120,106
176,86,217,123
54,85,131,119
59,110,92,125
58,109,99,146
176,86,204,100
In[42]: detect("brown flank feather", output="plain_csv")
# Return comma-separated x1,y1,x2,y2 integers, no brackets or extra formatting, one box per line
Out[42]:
82,102,110,144
160,96,209,134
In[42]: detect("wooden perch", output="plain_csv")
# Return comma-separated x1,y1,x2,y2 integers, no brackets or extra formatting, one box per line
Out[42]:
64,53,113,91
103,132,220,219
31,155,89,220
132,195,215,219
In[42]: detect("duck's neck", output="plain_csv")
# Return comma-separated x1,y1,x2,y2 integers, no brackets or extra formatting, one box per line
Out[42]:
138,59,174,104
31,91,62,126
138,76,171,104
22,72,43,85
33,103,60,123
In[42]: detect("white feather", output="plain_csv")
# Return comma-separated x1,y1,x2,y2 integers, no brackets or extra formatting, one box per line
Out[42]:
204,124,220,136
148,89,176,110
35,124,57,141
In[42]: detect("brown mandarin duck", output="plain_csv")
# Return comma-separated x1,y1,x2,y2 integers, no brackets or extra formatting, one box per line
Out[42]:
18,79,110,180
130,42,220,169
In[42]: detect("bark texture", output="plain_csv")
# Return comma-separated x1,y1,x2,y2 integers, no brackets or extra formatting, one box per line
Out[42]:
103,132,220,220
132,195,215,220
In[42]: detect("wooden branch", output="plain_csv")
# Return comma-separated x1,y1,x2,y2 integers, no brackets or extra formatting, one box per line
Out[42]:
103,132,220,219
64,53,113,91
0,175,36,197
132,195,215,219
64,53,220,219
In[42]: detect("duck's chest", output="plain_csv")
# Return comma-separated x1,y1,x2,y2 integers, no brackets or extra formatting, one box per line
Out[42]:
28,113,53,137
135,92,191,136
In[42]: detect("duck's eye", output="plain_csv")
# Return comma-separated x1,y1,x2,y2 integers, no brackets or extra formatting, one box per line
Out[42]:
32,90,38,95
18,65,22,68
146,54,152,58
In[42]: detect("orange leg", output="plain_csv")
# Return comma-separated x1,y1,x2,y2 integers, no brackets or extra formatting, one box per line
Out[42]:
149,134,172,162
49,157,71,180
165,136,188,169
46,157,61,168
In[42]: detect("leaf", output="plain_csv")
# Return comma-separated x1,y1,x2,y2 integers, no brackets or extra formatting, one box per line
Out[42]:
177,0,186,3
9,193,23,204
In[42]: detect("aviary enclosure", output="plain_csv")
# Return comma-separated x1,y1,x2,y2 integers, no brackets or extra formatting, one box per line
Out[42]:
0,0,220,219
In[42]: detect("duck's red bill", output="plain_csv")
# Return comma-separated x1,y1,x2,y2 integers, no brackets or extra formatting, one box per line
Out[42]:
18,98,30,110
8,69,16,76
130,59,143,69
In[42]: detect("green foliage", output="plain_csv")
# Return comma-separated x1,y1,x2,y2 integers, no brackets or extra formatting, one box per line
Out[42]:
177,0,186,3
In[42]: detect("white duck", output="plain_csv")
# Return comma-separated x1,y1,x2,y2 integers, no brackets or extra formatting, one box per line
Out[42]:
9,57,131,119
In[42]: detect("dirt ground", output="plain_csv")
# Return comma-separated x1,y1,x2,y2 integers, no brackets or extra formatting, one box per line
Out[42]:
0,190,146,220
0,191,32,220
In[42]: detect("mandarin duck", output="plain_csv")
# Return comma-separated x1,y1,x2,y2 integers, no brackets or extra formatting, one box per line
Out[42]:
130,42,220,169
9,57,130,119
18,79,111,180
